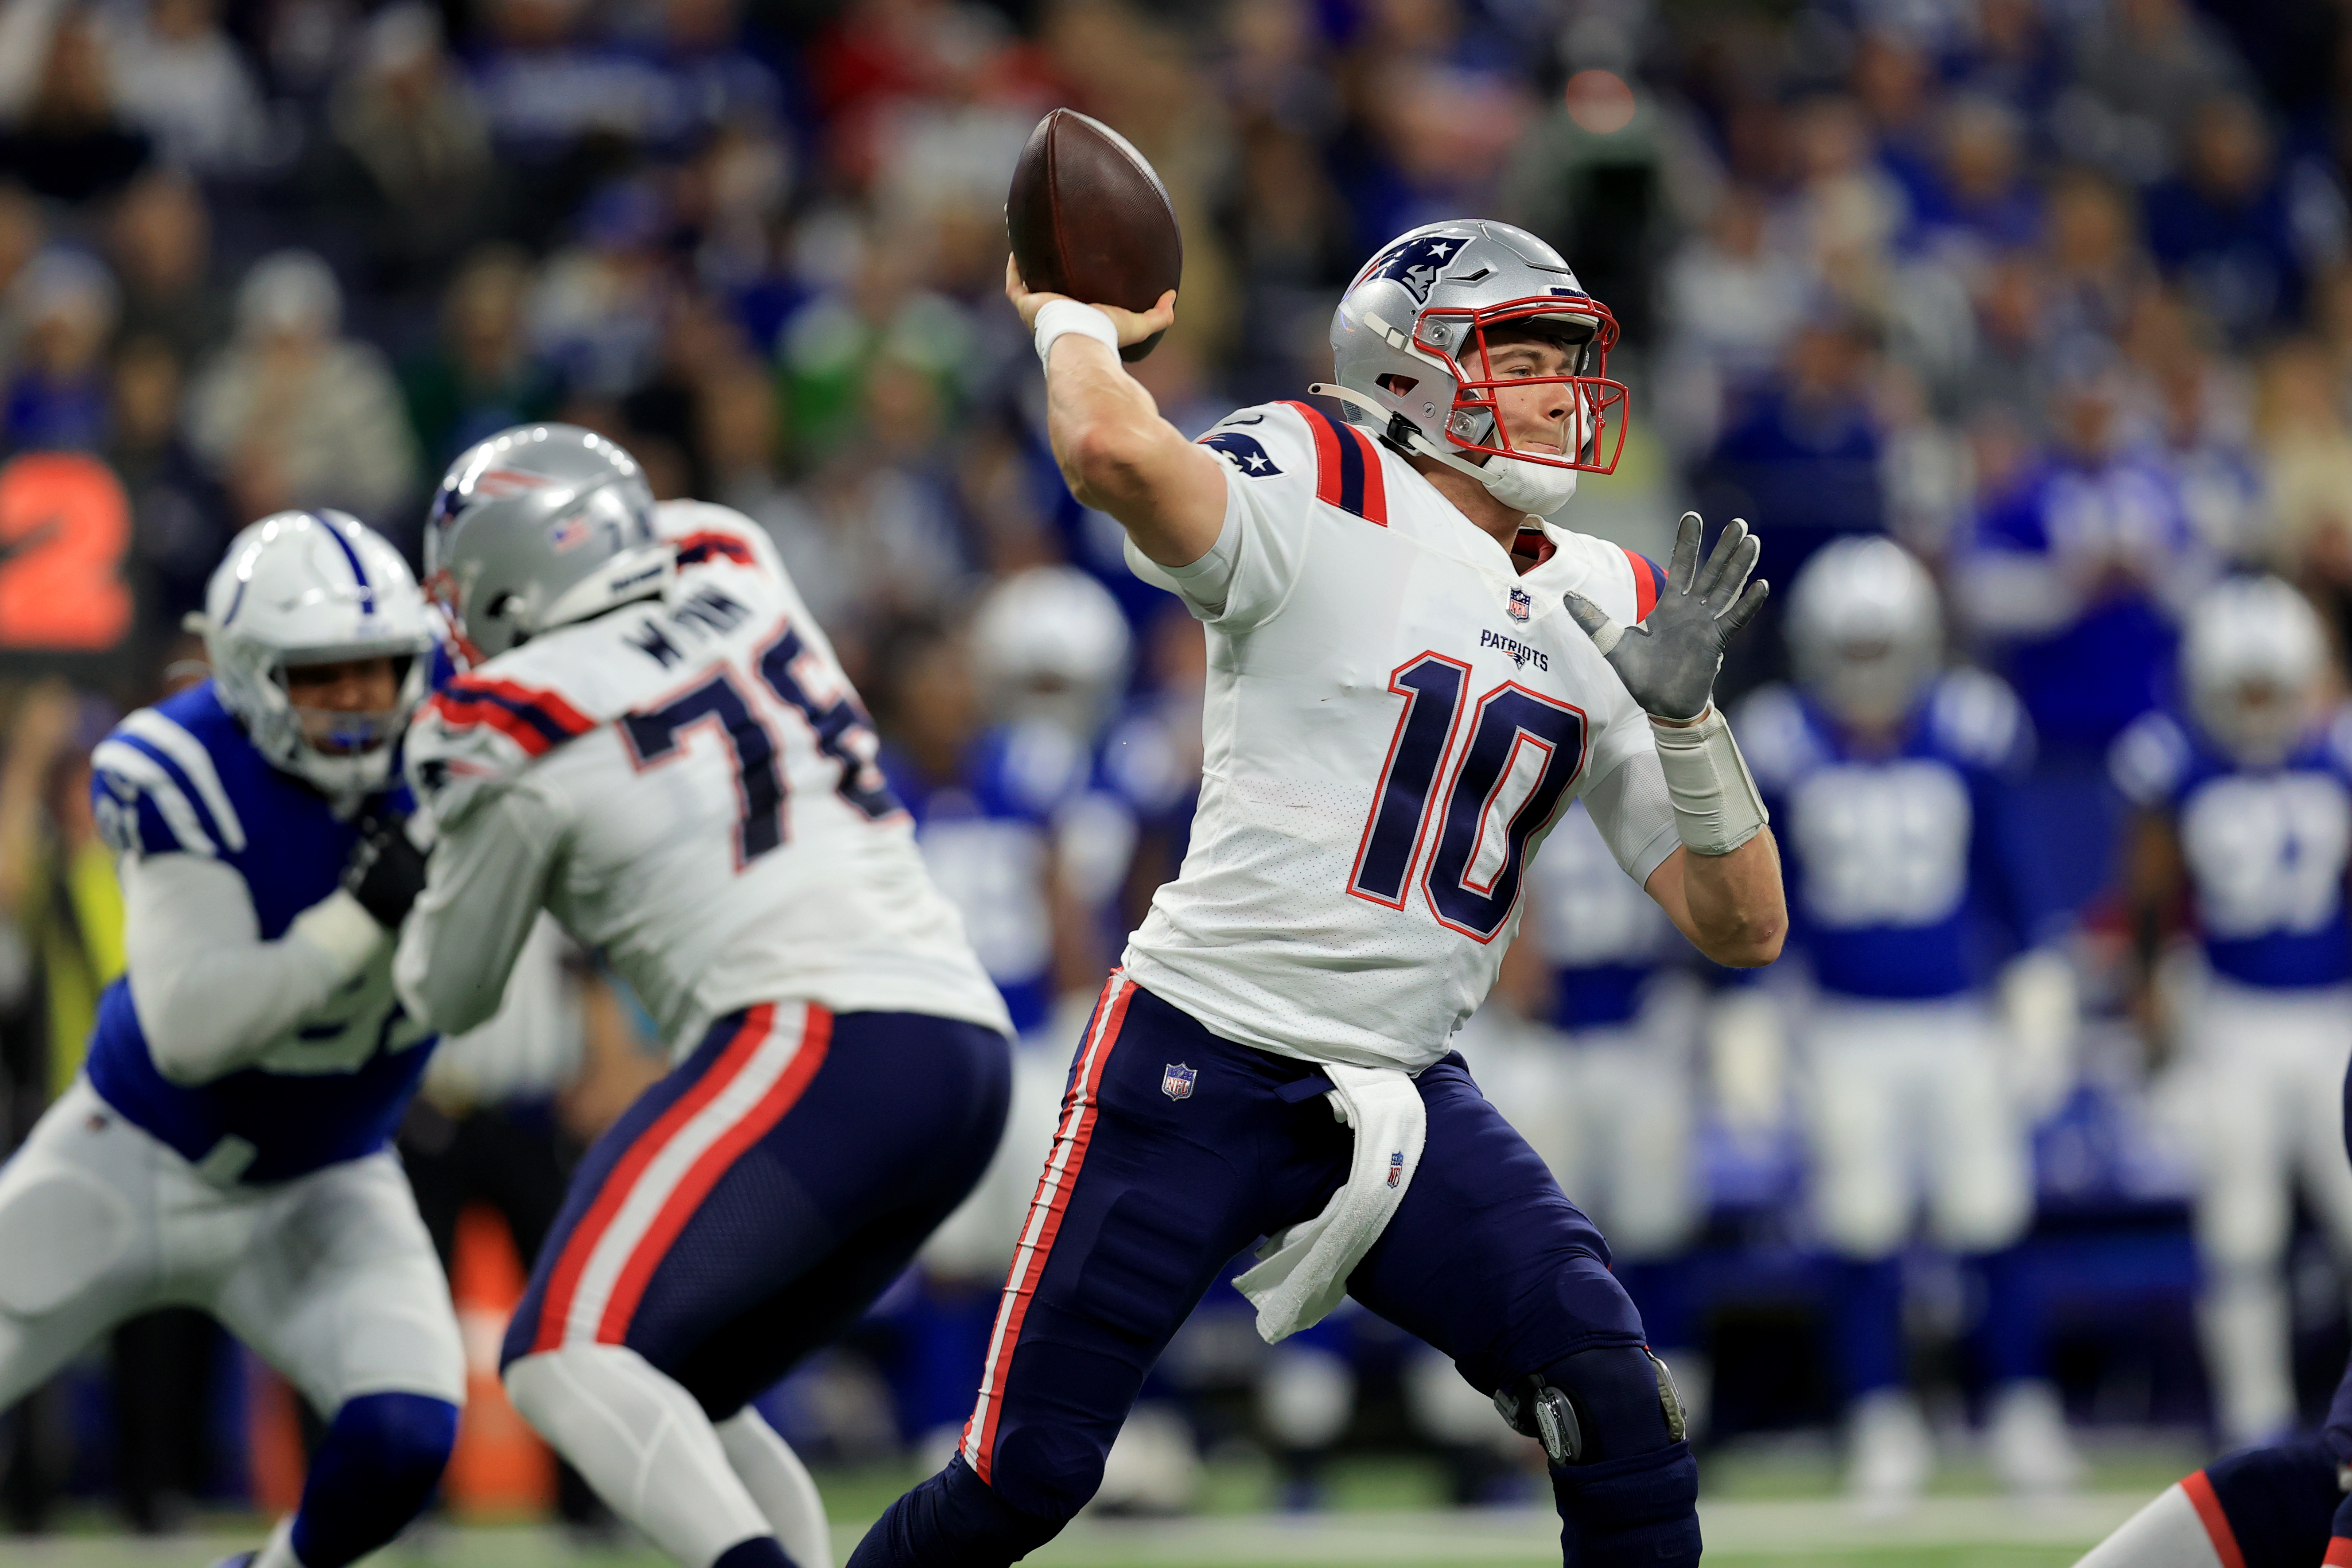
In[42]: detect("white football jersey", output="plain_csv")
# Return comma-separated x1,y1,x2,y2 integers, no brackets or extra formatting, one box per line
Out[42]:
401,502,1010,1051
1122,400,1679,1071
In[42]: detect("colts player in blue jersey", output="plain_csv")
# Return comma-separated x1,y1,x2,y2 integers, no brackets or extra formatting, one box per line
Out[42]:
2110,575,2352,1450
1737,537,2080,1504
0,512,458,1568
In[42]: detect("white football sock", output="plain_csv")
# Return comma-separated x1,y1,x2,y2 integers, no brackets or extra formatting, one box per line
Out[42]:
2071,1482,2227,1568
2199,1267,2294,1446
716,1407,833,1568
505,1345,772,1568
249,1514,302,1568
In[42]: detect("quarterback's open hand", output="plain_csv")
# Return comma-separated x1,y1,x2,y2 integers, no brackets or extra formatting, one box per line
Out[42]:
1563,512,1767,723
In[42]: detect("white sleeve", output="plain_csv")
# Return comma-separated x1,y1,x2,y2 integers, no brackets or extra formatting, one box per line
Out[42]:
1124,405,1322,630
1579,750,1683,889
396,784,566,1038
124,854,388,1086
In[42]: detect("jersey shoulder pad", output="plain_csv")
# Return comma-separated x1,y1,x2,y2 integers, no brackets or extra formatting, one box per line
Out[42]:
410,652,604,829
1730,683,1824,793
1926,667,2033,776
88,686,253,862
656,499,786,580
2108,708,2194,808
1540,529,1664,628
1202,401,1389,525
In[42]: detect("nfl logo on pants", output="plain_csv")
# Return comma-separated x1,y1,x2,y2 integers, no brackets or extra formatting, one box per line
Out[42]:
1162,1063,1196,1101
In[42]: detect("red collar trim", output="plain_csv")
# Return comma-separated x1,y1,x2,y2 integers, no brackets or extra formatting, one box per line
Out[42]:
1510,527,1557,576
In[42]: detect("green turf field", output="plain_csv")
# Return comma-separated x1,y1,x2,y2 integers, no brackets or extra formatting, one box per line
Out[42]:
1,1440,2198,1566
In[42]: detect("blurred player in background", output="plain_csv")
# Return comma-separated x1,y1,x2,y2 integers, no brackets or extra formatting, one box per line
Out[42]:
0,512,460,1568
396,424,1015,1568
1500,800,1708,1423
1735,537,2079,1504
2074,1052,2352,1567
852,221,1787,1568
2110,576,2352,1449
885,568,1150,1463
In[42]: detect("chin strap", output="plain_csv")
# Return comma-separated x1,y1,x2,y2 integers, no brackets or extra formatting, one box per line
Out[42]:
1306,382,1502,489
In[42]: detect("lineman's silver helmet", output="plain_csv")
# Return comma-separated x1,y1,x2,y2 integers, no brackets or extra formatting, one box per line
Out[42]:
1787,536,1945,728
2184,575,2327,766
424,424,672,662
972,565,1133,738
194,509,434,805
1317,219,1626,517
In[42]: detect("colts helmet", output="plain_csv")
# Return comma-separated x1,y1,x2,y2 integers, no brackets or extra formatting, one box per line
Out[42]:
1786,536,1945,728
193,510,434,805
424,424,672,664
972,565,1133,739
2183,575,2327,766
1319,219,1627,517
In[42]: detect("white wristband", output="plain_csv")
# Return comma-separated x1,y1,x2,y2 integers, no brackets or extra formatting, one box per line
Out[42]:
1034,299,1120,369
1649,706,1769,856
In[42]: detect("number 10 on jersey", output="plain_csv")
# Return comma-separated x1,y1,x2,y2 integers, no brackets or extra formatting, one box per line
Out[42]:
1347,652,1587,942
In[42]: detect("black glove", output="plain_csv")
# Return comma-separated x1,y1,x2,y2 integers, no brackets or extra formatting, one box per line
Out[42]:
342,806,428,928
1562,511,1768,722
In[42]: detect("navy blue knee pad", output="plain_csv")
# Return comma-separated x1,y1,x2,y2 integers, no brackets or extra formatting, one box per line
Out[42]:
845,1453,1067,1568
289,1392,458,1568
1517,1346,1698,1568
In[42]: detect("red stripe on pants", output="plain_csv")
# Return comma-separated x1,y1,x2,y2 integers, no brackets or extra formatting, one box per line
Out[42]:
594,1006,833,1344
964,974,1136,1484
529,1004,777,1354
2181,1471,2249,1568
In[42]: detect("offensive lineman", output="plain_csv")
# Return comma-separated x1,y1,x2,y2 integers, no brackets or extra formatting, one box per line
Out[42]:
849,222,1786,1568
0,512,460,1568
393,426,1014,1568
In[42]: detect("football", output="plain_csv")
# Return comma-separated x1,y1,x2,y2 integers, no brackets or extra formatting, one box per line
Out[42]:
1007,107,1183,362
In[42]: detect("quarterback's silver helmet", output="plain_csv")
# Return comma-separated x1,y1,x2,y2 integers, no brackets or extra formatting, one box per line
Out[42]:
2184,575,2326,765
194,509,434,805
1787,536,1944,728
1317,219,1626,516
424,424,671,662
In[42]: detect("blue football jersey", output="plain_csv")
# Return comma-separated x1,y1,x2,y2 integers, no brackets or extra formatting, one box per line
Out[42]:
1738,669,2055,1000
2110,706,2352,989
82,681,434,1183
886,720,1097,1035
1524,800,1681,1029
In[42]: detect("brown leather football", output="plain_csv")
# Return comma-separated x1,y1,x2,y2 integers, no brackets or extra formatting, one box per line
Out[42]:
1007,108,1183,363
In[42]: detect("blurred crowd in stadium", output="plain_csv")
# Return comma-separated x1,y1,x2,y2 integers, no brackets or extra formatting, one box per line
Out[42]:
5,0,2352,1536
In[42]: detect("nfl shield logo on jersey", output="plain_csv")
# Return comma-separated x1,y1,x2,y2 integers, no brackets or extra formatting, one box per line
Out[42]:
1387,1150,1404,1187
1162,1063,1197,1101
1508,587,1532,621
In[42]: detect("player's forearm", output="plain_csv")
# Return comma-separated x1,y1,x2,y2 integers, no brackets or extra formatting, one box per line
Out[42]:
125,856,386,1084
1661,832,1787,968
395,792,558,1036
1045,336,1224,566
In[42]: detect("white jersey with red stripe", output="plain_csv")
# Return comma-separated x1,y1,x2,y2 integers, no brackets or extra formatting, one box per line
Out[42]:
1121,399,1679,1073
397,501,1010,1051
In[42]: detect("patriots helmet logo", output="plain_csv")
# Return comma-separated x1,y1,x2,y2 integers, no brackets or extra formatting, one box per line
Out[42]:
548,513,595,551
1162,1062,1197,1101
1202,430,1283,477
1359,233,1471,304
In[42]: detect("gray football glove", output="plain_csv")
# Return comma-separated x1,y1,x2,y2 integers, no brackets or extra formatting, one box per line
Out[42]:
1563,512,1767,722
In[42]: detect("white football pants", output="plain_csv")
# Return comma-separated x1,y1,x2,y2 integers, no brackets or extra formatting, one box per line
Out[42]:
917,1012,1082,1284
1485,1021,1700,1261
2177,979,2352,1445
1801,998,2033,1259
0,1077,466,1416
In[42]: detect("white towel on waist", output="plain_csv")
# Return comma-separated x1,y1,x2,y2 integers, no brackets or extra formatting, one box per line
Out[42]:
1234,1062,1427,1343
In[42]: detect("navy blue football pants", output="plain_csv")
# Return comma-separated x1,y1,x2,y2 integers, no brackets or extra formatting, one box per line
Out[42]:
849,973,1699,1567
502,1001,1012,1419
2185,1435,2352,1566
